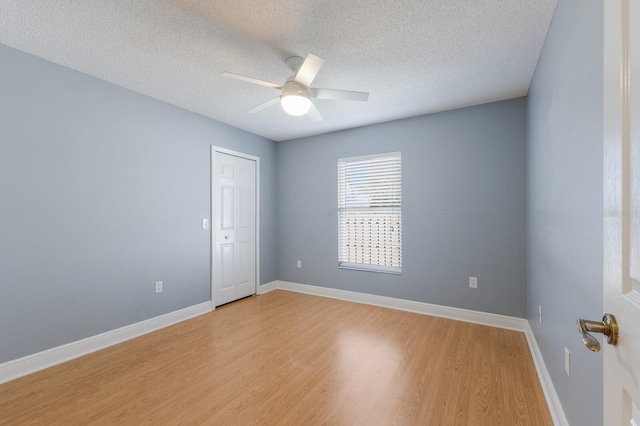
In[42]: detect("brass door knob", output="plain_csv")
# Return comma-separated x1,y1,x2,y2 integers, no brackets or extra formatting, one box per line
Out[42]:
576,313,618,352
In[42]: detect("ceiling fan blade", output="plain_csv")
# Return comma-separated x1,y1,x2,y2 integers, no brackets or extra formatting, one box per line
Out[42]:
247,96,281,113
306,102,323,122
221,72,283,90
294,53,325,87
311,88,369,102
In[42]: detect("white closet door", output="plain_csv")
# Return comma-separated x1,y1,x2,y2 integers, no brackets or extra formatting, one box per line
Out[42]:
212,150,256,307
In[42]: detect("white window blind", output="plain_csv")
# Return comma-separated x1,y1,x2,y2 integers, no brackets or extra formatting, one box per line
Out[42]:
338,152,401,274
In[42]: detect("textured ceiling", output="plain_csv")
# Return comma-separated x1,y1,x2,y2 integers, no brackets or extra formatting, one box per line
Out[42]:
0,0,557,141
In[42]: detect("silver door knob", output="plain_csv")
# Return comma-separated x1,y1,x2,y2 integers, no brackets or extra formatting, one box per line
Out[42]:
577,313,618,352
224,235,230,240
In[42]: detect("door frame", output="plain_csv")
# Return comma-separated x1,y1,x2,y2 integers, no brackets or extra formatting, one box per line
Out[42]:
210,145,260,308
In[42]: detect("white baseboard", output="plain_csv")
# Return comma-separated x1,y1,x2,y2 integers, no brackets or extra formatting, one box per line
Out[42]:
270,280,527,331
257,281,279,294
266,280,568,425
523,322,569,426
0,301,213,385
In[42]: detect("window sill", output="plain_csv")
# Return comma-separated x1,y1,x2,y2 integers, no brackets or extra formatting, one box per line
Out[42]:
338,263,402,275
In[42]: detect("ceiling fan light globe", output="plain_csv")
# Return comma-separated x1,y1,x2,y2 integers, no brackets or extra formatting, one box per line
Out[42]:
281,94,311,116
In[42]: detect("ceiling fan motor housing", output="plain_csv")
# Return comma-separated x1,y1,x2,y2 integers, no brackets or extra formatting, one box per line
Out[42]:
282,80,310,99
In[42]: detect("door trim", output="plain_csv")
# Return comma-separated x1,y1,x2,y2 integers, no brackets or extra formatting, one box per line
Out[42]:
210,146,260,308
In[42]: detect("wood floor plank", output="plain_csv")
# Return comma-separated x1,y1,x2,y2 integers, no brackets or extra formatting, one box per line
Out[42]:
0,290,553,425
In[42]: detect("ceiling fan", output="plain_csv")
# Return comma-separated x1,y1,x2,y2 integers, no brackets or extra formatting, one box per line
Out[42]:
222,53,369,122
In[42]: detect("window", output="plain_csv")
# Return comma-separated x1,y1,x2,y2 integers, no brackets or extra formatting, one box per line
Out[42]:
338,152,401,274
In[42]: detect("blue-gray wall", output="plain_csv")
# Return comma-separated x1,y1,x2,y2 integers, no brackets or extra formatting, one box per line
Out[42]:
276,98,527,317
0,44,276,363
526,0,603,424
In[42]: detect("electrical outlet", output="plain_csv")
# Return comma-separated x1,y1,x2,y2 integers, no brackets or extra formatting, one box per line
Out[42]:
296,260,302,269
155,281,163,294
538,305,543,324
565,348,571,376
469,277,478,288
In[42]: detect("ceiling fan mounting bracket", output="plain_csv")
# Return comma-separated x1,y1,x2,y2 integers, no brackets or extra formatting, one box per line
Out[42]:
285,56,304,74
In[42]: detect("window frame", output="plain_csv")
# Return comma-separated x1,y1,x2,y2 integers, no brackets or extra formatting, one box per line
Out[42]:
337,151,402,275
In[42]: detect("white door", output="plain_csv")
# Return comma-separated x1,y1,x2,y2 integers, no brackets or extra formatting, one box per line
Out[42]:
211,148,257,307
603,1,640,424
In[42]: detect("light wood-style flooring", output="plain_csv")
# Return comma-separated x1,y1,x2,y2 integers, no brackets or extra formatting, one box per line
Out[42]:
0,290,552,425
